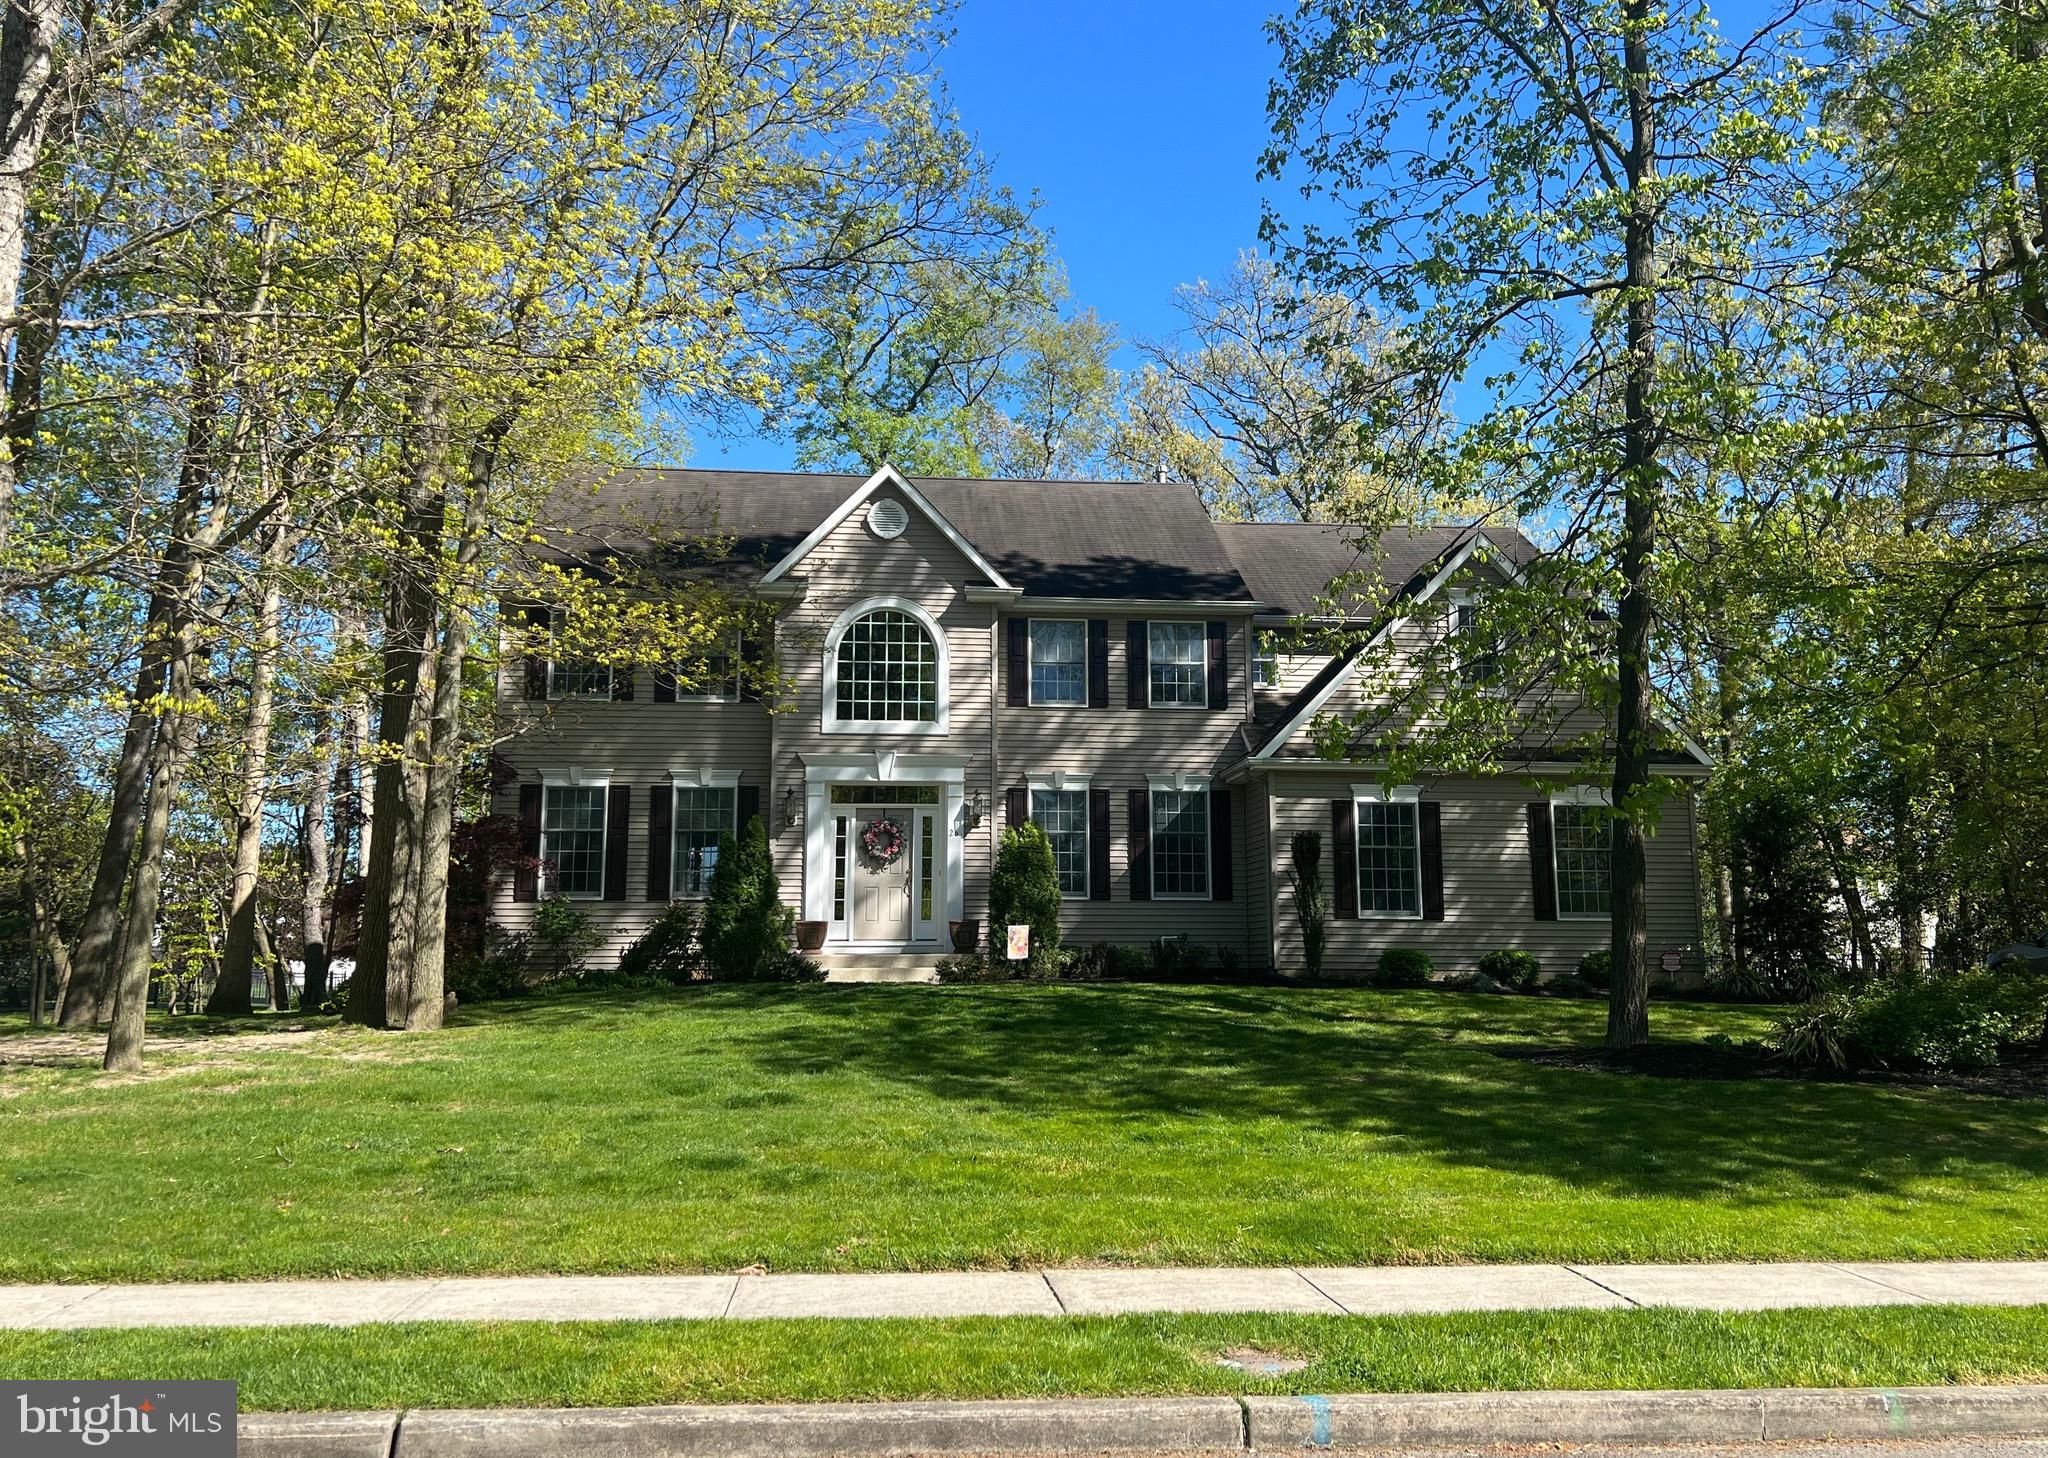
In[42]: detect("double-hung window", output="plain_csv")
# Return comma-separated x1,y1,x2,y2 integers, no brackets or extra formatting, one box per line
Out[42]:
1028,620,1086,706
1148,622,1206,706
1451,591,1505,691
678,629,740,701
1552,794,1612,918
1253,631,1280,689
1031,784,1089,898
541,782,608,897
672,785,737,897
547,611,611,700
1355,789,1423,918
1150,783,1210,898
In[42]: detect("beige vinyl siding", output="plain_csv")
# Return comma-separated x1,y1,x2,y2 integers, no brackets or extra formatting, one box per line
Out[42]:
997,614,1255,957
1243,774,1275,969
1263,770,1705,984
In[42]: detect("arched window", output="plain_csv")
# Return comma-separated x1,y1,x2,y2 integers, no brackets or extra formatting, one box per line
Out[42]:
833,606,942,727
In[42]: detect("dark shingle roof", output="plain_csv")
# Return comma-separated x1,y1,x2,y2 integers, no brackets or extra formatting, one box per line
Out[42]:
539,467,1255,602
1214,522,1537,618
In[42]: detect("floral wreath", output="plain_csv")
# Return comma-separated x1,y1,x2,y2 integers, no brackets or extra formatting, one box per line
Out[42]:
861,815,906,867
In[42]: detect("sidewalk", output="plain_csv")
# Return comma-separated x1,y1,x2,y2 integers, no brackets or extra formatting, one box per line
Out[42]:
7,1259,2048,1330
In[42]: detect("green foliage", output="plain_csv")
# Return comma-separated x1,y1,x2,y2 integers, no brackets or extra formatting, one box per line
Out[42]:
1577,950,1613,991
1148,935,1212,980
1768,973,2048,1073
1375,948,1433,987
615,903,701,985
699,818,796,981
1728,792,1837,1000
532,896,601,976
447,939,532,1004
1478,949,1543,992
988,823,1062,970
1289,830,1329,980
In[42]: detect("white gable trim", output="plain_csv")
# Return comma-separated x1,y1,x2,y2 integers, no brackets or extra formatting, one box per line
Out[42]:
759,463,1014,590
1250,534,1483,761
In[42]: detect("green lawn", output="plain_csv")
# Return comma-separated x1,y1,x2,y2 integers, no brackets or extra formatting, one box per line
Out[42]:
4,1306,2047,1410
2,984,2045,1282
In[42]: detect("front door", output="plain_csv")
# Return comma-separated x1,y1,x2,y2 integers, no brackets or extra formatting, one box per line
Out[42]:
851,807,914,942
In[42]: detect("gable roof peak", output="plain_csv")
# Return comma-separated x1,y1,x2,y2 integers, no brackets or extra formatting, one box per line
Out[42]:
758,464,1016,591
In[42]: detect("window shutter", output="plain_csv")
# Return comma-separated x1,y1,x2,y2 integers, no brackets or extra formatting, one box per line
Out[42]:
647,787,673,902
515,784,543,902
1127,621,1148,708
603,785,630,901
611,667,634,702
1210,786,1233,901
738,784,761,833
1332,799,1358,919
1420,800,1445,922
1128,788,1151,900
1089,788,1111,900
1528,802,1557,920
1006,785,1029,828
1206,620,1228,709
737,629,768,702
1087,619,1109,708
521,605,550,701
1007,618,1029,707
652,668,677,703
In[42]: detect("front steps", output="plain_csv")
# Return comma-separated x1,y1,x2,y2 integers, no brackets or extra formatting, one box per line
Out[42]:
817,953,949,984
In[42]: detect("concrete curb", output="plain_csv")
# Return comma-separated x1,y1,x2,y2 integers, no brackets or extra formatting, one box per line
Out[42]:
234,1384,2048,1456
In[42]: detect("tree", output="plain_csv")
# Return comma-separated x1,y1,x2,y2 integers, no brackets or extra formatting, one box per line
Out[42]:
988,822,1061,969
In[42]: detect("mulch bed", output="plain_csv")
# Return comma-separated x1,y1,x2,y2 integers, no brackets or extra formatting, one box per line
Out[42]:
1500,1040,2048,1101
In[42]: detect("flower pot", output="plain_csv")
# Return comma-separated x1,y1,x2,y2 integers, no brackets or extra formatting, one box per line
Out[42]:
796,920,829,953
949,919,980,954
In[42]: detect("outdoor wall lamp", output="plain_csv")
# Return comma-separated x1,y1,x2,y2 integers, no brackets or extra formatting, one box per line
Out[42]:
780,787,801,830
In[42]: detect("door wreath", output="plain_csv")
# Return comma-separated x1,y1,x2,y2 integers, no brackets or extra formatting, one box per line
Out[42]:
862,815,906,868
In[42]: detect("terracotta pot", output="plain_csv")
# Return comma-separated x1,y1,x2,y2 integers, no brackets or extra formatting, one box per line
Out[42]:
949,919,980,954
796,920,829,953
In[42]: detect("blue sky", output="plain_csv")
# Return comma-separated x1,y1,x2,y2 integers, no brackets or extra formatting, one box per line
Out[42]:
691,0,1281,472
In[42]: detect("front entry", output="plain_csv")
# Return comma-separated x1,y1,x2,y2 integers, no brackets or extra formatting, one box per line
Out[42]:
850,807,915,942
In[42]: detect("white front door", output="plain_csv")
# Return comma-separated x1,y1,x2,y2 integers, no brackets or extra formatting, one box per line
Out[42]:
851,807,914,942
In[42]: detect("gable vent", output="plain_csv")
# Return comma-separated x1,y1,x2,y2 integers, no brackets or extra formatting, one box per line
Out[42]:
867,497,909,540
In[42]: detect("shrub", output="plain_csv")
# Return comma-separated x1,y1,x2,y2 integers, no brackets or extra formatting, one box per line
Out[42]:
700,816,795,980
1289,830,1329,979
1478,949,1543,992
1095,943,1149,981
447,936,532,1003
533,894,601,976
1214,943,1244,976
1768,971,2047,1072
988,822,1063,969
1375,947,1433,987
1150,934,1211,980
616,903,701,984
1576,948,1612,990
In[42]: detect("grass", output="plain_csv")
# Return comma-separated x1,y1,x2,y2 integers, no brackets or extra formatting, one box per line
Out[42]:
2,983,2046,1282
3,1306,2047,1410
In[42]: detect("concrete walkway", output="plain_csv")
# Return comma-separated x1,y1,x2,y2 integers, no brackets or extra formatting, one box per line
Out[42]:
5,1259,2048,1330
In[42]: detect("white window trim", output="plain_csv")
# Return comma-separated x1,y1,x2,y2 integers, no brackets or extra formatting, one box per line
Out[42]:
1145,775,1212,901
1025,618,1088,707
1145,620,1209,709
1549,788,1614,921
676,627,743,703
669,776,739,900
821,595,951,736
1352,787,1424,921
546,610,612,702
1252,631,1280,689
1028,775,1092,901
538,770,613,901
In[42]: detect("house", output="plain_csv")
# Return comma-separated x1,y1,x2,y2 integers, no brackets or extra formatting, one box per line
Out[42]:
491,464,1709,979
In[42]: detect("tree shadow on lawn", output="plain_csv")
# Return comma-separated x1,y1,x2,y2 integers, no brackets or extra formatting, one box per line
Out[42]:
693,982,2048,1206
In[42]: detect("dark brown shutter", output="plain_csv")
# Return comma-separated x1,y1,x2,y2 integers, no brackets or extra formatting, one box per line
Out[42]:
1088,619,1109,708
737,630,767,702
1006,785,1029,828
738,783,761,833
1128,788,1151,899
1127,621,1148,708
521,605,550,700
647,786,673,902
603,784,630,901
1089,787,1111,900
515,783,543,902
1210,786,1233,901
1332,799,1358,919
652,668,677,703
1007,618,1029,707
1206,620,1229,709
1528,802,1557,921
610,667,634,701
1420,800,1445,922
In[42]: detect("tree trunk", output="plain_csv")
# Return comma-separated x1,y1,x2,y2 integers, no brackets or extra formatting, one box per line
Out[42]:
301,713,335,1011
1893,783,1927,975
1821,820,1878,978
209,524,289,1014
252,914,288,1009
335,606,375,880
0,0,63,556
1605,0,1660,1051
